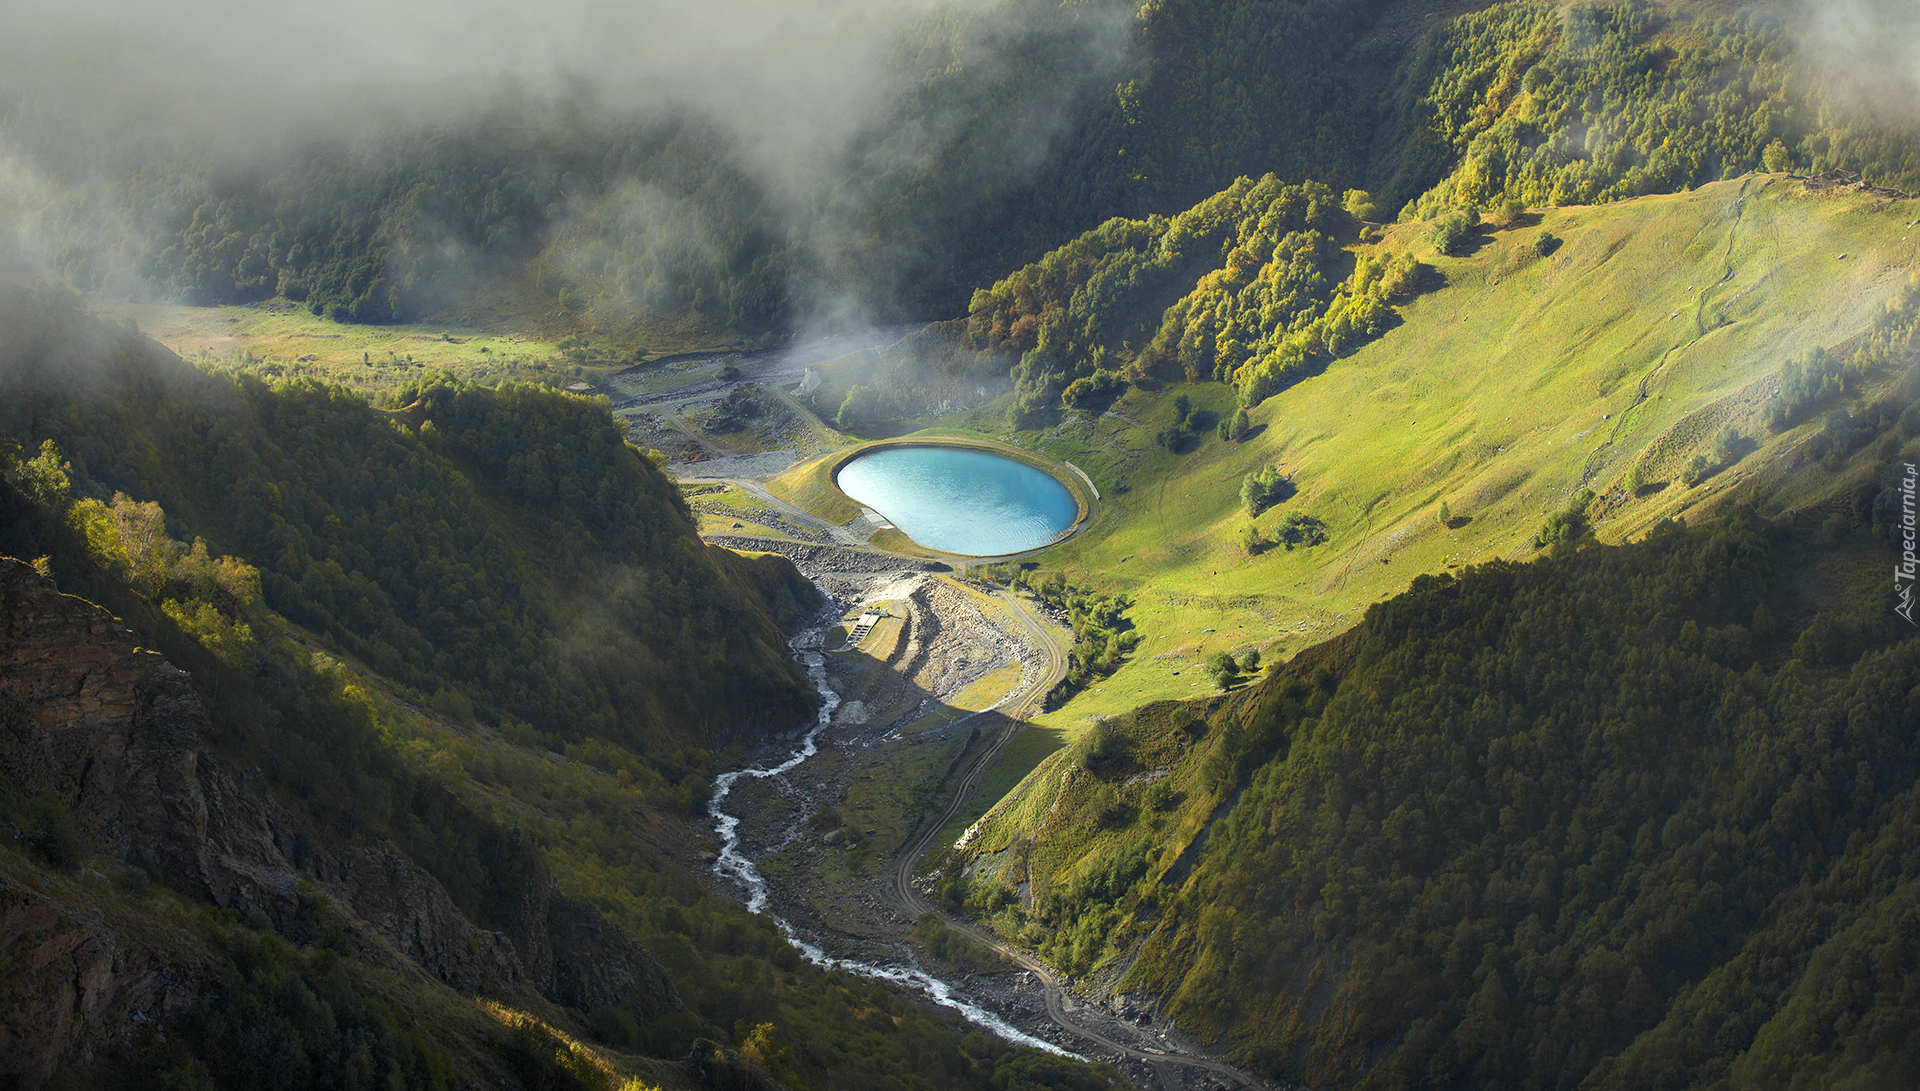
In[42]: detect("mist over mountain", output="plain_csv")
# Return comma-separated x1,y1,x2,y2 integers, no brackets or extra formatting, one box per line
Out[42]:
12,0,1912,335
1796,0,1920,90
0,0,1135,326
0,0,1001,162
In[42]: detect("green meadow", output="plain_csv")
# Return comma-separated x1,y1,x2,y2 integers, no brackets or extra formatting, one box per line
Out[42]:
107,291,771,399
905,177,1920,753
117,299,584,394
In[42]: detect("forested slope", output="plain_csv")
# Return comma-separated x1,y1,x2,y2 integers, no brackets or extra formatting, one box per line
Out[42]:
24,113,792,330
0,285,813,755
961,174,1426,418
0,288,1127,1090
950,435,1920,1087
1379,0,1920,220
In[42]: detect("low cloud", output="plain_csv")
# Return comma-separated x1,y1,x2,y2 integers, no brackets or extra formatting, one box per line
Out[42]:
0,0,1136,327
1794,0,1920,108
0,0,1010,177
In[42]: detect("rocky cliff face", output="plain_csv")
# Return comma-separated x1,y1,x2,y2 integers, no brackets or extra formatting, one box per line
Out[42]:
0,875,202,1089
0,558,679,1087
0,557,296,917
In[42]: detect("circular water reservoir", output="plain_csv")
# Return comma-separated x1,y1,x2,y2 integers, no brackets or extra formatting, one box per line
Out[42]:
836,446,1079,556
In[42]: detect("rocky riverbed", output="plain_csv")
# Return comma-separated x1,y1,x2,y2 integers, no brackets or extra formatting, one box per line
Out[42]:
692,547,1273,1090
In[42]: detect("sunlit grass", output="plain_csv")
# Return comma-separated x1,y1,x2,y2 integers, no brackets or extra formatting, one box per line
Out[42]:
916,178,1918,816
111,299,589,395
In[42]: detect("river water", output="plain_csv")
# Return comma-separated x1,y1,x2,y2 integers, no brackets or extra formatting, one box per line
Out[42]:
709,647,1076,1057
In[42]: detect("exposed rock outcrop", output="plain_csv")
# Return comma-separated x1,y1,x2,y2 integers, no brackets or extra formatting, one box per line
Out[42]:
551,892,683,1020
0,877,201,1090
320,845,533,994
312,840,680,1019
0,558,682,1087
0,558,298,921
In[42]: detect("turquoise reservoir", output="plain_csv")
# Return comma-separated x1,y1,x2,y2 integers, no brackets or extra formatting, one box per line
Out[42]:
836,446,1078,556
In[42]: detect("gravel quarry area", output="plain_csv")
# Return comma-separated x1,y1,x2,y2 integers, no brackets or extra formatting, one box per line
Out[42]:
668,449,801,480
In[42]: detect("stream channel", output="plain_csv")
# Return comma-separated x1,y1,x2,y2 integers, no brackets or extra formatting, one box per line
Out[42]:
708,645,1077,1058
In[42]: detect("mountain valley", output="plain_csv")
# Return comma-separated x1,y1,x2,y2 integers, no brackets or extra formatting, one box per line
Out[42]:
2,0,1919,1088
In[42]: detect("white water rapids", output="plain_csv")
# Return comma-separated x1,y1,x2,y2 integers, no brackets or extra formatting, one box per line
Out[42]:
709,649,1078,1059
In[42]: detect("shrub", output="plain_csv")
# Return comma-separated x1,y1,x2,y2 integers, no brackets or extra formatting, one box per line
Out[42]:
837,385,878,431
1535,488,1595,546
1768,348,1843,431
1433,211,1475,255
1061,369,1125,408
1681,452,1711,486
1205,651,1240,690
1226,408,1252,441
1712,425,1747,465
1241,466,1293,516
1082,722,1133,777
1379,253,1426,299
25,798,85,871
1763,138,1792,174
1240,523,1267,555
1274,511,1329,549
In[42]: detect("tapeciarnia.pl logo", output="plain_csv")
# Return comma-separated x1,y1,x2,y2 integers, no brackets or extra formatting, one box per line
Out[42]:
1898,462,1917,626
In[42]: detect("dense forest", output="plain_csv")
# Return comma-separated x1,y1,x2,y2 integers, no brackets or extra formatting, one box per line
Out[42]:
951,378,1920,1086
0,286,813,757
1382,0,1920,221
963,174,1427,418
12,0,1915,339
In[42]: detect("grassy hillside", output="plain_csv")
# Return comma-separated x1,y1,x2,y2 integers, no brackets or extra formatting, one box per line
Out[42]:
950,176,1919,745
121,298,581,395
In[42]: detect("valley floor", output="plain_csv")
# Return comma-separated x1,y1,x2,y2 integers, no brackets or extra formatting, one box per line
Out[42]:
683,535,1269,1090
